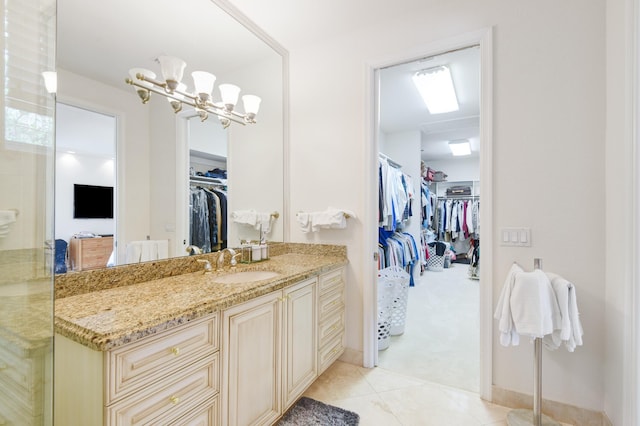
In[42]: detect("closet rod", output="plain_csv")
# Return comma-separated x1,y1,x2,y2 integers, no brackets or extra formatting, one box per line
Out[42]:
378,152,402,169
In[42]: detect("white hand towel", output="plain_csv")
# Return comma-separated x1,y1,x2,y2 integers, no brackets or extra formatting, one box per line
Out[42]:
0,210,16,227
542,273,584,352
495,264,562,346
510,269,561,338
296,212,312,233
310,207,355,231
231,210,259,227
156,240,169,260
494,263,522,346
257,212,272,234
125,242,142,263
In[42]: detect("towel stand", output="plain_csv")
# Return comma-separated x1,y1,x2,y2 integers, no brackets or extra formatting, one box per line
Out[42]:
506,258,561,426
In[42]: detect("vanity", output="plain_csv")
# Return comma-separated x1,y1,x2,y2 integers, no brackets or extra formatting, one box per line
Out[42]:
53,243,347,425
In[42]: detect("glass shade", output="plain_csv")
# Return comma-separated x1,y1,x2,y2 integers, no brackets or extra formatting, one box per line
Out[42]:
128,67,156,88
219,83,241,107
191,71,216,100
157,56,186,85
242,95,262,115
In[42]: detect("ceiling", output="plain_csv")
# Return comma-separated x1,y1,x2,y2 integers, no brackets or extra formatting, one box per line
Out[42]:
57,0,276,95
379,46,480,162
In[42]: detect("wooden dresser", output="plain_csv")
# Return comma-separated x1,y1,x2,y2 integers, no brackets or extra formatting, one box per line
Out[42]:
69,236,113,271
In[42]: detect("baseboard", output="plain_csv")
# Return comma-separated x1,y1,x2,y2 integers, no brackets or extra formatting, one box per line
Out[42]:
492,386,606,426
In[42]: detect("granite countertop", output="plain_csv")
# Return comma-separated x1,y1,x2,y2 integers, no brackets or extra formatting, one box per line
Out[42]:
54,253,347,351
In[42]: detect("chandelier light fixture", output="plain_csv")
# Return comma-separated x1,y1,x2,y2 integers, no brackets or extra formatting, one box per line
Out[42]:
125,55,261,128
412,65,459,114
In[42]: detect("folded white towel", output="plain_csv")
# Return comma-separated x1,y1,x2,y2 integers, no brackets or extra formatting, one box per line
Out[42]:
297,208,356,233
231,210,273,233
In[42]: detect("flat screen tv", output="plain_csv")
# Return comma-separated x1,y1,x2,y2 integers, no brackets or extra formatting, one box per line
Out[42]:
73,184,114,219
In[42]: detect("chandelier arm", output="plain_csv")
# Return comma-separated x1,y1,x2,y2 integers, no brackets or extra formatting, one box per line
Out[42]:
126,77,248,126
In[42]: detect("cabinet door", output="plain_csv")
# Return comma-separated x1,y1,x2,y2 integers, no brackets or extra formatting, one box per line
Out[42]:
282,277,317,409
222,292,282,426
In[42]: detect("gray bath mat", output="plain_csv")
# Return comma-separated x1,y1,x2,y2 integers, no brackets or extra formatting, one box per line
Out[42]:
277,397,360,425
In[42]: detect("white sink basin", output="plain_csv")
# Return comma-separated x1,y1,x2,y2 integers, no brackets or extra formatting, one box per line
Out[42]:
213,270,281,284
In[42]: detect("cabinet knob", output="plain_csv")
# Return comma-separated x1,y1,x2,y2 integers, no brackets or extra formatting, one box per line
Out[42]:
170,395,181,404
171,347,180,356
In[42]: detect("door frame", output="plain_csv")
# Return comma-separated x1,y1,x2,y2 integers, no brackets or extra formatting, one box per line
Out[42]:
362,27,494,400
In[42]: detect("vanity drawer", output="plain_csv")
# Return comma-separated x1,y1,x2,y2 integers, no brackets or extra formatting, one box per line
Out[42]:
318,286,344,321
318,333,344,375
169,396,219,426
318,268,344,296
107,314,219,403
318,310,344,349
107,353,219,426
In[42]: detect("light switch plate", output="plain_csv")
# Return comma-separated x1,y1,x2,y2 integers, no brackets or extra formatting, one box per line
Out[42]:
499,227,531,247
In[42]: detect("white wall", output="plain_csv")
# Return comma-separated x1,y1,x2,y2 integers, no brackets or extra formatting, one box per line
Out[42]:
604,0,635,424
282,0,606,414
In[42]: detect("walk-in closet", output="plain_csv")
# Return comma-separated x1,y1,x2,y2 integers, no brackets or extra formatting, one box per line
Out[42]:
375,45,481,393
188,115,229,253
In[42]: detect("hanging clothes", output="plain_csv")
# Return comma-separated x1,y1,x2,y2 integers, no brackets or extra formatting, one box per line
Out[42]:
189,185,228,253
379,157,413,231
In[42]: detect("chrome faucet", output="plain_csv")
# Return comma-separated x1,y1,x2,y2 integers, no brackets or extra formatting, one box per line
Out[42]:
185,245,203,255
217,248,238,271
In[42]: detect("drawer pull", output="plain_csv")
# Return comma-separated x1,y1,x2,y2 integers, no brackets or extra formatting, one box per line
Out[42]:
170,395,181,404
171,347,180,356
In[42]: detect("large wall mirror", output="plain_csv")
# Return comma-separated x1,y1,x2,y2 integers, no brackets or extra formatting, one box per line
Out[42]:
55,0,287,272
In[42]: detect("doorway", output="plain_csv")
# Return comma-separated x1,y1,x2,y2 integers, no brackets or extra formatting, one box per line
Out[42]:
364,28,493,399
54,103,117,270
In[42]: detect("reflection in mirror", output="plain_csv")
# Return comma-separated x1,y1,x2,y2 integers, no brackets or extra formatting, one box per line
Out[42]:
55,0,286,272
54,103,116,272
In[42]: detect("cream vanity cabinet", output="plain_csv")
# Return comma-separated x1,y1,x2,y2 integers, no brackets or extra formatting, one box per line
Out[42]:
221,276,319,426
54,314,220,426
317,267,346,374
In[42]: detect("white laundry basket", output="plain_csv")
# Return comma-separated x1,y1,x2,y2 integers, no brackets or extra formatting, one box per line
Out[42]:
426,245,445,272
378,266,411,338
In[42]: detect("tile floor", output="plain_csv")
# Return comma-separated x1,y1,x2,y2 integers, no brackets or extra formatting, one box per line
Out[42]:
303,263,572,425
